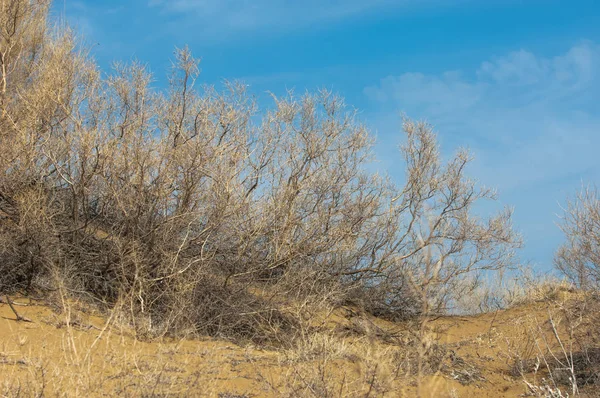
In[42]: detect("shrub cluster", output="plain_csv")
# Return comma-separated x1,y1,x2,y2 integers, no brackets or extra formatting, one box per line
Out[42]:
0,0,520,340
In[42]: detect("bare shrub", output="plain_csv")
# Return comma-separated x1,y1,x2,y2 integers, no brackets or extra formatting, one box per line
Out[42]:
556,186,600,290
347,119,521,320
454,267,574,315
0,0,520,344
504,293,600,396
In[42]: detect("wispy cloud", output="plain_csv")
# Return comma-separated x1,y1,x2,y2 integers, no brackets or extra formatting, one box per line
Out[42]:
147,0,439,33
365,41,600,192
364,41,600,267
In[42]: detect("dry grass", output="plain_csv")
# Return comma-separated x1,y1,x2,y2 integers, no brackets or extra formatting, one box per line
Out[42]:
502,292,600,397
3,286,598,397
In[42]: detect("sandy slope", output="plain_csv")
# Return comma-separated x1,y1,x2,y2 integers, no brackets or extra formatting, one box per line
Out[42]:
0,294,597,397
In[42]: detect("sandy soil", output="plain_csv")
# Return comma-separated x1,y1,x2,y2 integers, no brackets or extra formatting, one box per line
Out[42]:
0,294,597,397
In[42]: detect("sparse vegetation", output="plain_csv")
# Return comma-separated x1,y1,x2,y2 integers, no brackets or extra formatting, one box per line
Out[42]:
0,1,599,397
556,185,600,290
0,0,519,340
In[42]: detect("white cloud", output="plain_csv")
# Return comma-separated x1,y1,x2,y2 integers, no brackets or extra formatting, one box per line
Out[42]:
147,0,441,33
364,71,485,117
364,41,600,267
365,41,600,192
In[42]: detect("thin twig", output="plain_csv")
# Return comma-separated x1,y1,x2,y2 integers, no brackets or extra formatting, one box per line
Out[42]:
3,295,33,322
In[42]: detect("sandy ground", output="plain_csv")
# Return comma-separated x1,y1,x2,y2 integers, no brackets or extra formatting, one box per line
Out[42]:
0,294,597,397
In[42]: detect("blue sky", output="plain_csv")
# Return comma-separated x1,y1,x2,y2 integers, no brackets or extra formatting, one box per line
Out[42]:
58,0,600,272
